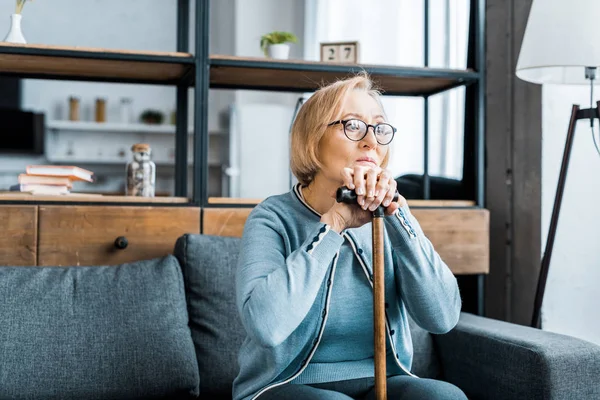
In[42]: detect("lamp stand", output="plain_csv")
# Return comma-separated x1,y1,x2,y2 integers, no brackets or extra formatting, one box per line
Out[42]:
531,101,600,328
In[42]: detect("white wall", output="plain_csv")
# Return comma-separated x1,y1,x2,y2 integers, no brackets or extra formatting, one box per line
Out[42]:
541,84,600,345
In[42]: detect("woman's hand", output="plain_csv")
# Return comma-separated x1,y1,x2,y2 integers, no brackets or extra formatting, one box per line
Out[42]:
321,166,407,232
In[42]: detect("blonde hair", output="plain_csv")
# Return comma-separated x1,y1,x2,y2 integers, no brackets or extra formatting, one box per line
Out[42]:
290,72,390,186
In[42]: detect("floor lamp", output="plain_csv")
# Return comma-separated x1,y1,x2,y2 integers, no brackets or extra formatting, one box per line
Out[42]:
516,0,600,328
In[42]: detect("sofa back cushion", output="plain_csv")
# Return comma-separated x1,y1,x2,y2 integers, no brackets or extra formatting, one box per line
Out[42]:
0,256,199,400
175,234,441,398
174,234,246,399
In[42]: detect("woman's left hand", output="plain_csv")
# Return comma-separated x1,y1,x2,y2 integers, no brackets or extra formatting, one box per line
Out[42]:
341,166,406,215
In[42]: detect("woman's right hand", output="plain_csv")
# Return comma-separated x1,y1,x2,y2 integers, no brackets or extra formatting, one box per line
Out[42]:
321,200,371,233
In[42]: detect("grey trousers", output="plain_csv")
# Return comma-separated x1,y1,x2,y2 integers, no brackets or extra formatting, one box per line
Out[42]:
259,375,468,400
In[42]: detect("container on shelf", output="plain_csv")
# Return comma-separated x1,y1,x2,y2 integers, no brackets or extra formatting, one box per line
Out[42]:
267,43,290,59
68,96,80,121
95,98,106,123
126,143,156,197
119,97,134,124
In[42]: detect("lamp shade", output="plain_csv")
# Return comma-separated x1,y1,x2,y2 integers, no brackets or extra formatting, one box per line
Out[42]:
516,0,600,85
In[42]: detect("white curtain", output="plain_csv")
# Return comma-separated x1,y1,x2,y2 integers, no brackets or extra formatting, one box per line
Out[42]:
304,0,468,180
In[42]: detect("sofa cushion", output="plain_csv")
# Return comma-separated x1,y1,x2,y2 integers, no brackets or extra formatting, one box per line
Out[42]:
174,234,441,397
174,234,246,399
0,255,199,400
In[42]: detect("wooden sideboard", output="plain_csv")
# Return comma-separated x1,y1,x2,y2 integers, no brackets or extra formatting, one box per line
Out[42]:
0,203,489,275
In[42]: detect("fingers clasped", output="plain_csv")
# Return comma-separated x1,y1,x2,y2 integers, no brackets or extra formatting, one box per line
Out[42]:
341,166,403,213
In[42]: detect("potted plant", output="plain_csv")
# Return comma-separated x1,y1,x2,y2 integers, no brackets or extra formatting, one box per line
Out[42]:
260,31,298,60
139,109,164,125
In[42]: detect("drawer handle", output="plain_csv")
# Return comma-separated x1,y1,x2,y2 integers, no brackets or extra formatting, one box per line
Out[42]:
114,236,129,250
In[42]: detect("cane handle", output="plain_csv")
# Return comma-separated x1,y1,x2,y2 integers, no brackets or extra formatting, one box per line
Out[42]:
336,186,400,204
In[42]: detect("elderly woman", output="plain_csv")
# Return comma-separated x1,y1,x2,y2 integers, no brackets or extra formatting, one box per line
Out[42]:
232,74,466,400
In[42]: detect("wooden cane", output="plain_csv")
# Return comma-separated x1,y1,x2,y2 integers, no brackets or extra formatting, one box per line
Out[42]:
337,187,399,400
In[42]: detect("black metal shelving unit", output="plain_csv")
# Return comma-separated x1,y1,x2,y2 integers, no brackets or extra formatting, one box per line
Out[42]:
0,0,486,313
195,0,485,209
0,0,485,207
192,0,486,315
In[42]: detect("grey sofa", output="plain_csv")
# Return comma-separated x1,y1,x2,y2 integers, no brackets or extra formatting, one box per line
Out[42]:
1,233,599,399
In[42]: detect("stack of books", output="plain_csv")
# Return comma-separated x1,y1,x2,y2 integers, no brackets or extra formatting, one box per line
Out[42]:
10,165,95,195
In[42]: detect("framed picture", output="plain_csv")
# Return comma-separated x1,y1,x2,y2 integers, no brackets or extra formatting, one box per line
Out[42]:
320,41,359,63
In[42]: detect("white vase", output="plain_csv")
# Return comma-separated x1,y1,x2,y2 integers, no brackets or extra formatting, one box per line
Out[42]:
3,14,26,44
267,44,290,60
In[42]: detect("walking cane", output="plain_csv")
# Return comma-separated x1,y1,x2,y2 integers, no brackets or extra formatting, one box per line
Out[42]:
337,186,399,400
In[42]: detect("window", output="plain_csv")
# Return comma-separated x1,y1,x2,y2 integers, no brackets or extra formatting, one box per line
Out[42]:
305,0,469,182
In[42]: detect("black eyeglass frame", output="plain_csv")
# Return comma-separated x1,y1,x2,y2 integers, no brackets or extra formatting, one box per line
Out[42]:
327,119,397,145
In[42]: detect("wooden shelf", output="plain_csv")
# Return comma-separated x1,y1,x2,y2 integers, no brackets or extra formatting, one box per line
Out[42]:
208,197,476,207
209,55,478,96
0,45,477,94
0,43,194,84
46,120,195,135
0,192,190,204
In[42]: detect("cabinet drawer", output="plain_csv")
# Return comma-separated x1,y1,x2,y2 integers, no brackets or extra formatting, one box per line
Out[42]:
0,206,37,266
38,206,200,266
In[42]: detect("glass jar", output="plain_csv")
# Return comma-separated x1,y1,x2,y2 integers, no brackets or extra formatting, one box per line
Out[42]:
126,143,156,197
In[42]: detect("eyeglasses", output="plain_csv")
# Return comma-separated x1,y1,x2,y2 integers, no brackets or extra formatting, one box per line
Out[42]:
328,119,397,145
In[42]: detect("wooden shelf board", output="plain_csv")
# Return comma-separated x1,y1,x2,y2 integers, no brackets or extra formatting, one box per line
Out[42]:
208,197,265,205
407,199,476,207
46,120,194,134
0,46,476,92
208,197,476,207
0,192,190,204
209,55,478,96
0,43,194,84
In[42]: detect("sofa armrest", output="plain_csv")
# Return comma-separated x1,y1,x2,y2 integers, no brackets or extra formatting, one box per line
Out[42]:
433,312,600,400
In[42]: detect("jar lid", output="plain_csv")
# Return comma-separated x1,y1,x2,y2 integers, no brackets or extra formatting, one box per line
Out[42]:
131,143,150,152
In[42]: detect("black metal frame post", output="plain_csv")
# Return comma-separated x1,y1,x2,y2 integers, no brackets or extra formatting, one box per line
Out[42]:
423,0,431,200
464,0,485,204
475,0,486,208
475,0,486,317
194,0,210,213
175,0,190,197
423,97,430,199
461,0,487,316
531,102,600,328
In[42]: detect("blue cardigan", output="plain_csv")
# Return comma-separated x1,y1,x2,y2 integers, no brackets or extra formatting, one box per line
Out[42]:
233,184,461,400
